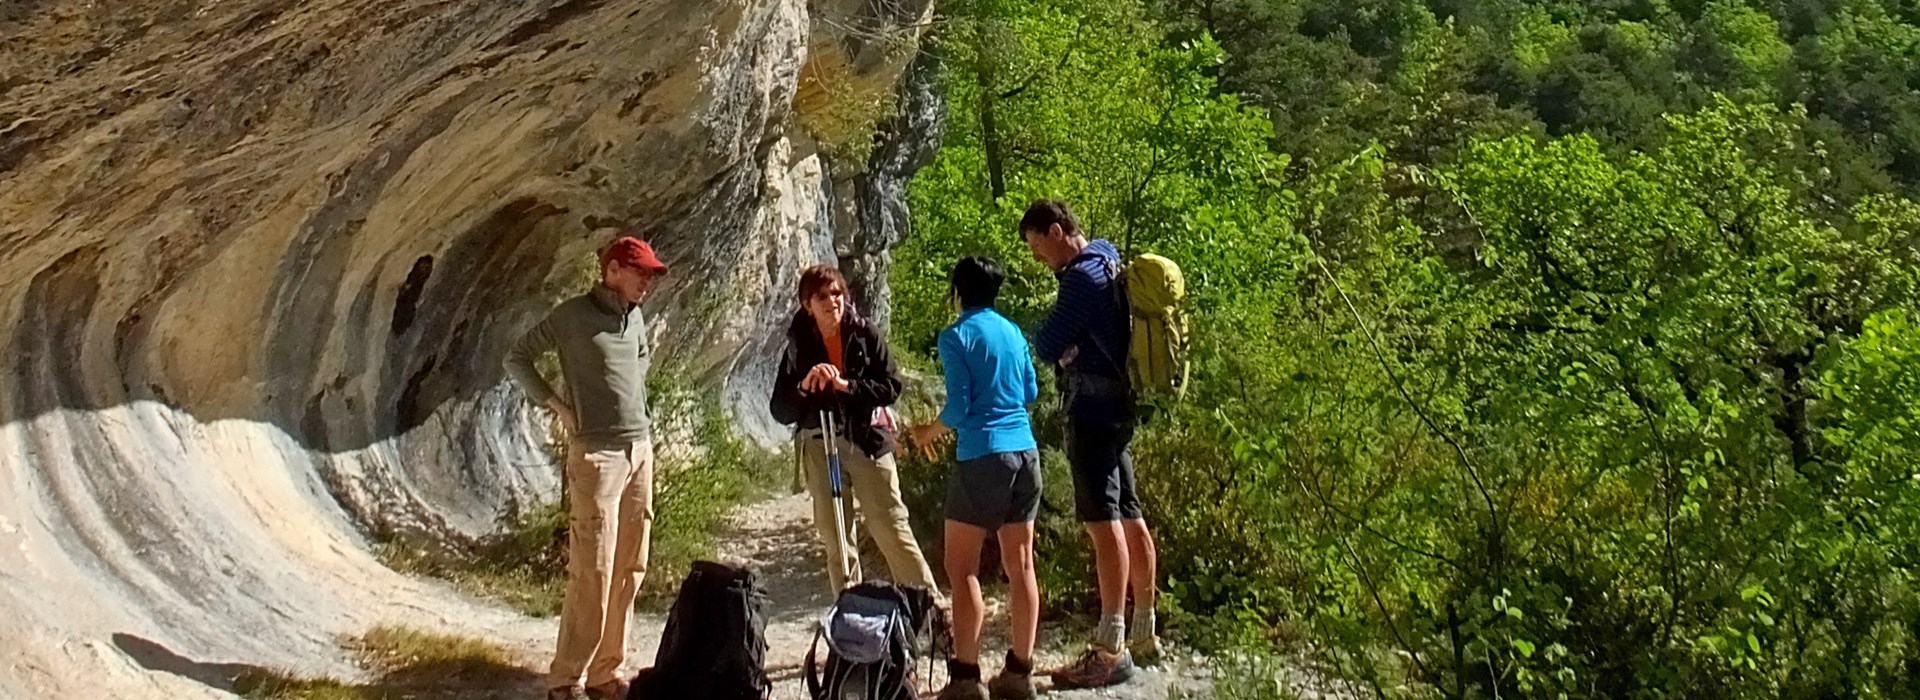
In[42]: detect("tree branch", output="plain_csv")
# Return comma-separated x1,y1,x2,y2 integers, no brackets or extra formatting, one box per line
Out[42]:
998,48,1073,100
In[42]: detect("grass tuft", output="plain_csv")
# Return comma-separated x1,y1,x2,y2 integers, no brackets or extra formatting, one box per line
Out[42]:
234,625,532,700
232,669,360,700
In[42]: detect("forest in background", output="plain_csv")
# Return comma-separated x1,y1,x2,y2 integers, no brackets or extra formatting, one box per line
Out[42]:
886,0,1920,696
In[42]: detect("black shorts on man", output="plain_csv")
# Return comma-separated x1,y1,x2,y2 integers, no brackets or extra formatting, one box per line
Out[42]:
1062,375,1141,523
946,449,1043,530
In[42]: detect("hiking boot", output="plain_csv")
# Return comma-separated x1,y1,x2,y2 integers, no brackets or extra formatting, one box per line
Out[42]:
936,679,990,700
1130,634,1165,667
986,670,1036,700
584,679,629,700
1048,646,1135,690
545,686,589,700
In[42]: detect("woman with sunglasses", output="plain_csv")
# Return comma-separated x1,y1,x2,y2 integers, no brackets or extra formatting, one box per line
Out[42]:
769,264,939,594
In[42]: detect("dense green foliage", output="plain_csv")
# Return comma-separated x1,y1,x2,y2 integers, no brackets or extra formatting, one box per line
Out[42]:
1158,0,1920,197
892,0,1920,696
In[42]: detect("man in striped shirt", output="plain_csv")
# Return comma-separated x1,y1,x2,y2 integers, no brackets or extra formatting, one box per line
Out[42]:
1018,199,1161,690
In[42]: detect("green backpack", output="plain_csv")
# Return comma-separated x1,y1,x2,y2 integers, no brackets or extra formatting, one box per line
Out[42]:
1114,253,1191,400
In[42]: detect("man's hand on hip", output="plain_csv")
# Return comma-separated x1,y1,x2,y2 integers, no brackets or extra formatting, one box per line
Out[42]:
547,398,580,435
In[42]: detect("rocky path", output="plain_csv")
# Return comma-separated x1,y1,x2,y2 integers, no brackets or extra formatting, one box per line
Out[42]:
65,486,1357,700
398,492,1365,700
718,493,1216,700
469,492,1222,700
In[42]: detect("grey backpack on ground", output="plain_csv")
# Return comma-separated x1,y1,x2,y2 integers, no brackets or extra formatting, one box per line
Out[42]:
805,581,942,700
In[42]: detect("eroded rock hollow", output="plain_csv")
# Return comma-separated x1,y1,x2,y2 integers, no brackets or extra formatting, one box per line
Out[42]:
0,0,938,696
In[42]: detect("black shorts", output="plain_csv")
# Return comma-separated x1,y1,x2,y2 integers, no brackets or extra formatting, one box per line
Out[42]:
1065,412,1142,522
945,449,1043,531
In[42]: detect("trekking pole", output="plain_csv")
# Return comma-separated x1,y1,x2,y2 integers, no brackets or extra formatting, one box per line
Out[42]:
820,408,854,589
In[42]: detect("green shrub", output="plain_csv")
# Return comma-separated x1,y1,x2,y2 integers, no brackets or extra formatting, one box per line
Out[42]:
898,7,1920,691
643,374,782,601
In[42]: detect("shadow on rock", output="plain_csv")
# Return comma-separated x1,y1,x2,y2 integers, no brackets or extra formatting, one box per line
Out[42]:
112,633,266,692
114,631,548,700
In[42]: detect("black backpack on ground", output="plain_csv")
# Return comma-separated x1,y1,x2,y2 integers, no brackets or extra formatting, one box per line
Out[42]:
628,560,770,700
805,581,941,700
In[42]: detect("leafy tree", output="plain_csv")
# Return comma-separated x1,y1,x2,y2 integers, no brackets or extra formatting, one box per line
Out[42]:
892,1,1920,696
1690,0,1794,94
1148,0,1920,196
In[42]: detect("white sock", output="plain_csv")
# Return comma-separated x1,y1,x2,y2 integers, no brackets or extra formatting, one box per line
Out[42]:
1130,608,1157,643
1094,614,1126,651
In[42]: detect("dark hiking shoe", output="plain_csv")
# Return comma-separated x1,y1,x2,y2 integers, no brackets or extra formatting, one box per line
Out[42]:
546,686,589,700
936,679,990,700
1048,646,1135,690
584,679,628,700
986,671,1036,700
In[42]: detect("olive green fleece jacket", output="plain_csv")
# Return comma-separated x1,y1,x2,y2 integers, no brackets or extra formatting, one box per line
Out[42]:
503,285,652,445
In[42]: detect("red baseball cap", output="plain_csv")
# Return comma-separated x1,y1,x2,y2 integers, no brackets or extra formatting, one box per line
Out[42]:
600,236,668,274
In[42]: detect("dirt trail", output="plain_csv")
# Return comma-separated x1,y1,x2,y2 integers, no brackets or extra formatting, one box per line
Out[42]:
678,493,1218,700
463,492,1224,699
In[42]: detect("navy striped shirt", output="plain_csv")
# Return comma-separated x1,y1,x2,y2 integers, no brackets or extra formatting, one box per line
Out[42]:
1034,239,1130,382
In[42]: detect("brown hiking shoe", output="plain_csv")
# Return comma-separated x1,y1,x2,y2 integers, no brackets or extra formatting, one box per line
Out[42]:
1048,646,1136,690
986,670,1036,700
935,679,990,700
1131,634,1165,667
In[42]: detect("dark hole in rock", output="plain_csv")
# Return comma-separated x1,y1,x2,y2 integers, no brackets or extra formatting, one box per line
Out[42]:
390,254,434,336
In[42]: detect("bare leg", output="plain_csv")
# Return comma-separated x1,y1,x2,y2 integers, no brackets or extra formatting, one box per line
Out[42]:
998,521,1040,663
1084,521,1130,619
943,520,989,665
1122,518,1157,616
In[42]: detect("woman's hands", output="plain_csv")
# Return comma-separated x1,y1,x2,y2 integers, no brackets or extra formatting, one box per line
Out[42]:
908,421,952,460
801,363,852,394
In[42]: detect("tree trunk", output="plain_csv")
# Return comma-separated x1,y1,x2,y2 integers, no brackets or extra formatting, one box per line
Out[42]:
973,20,1007,199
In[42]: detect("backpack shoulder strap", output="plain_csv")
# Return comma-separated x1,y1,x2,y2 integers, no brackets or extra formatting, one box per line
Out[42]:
805,627,825,700
1085,254,1133,390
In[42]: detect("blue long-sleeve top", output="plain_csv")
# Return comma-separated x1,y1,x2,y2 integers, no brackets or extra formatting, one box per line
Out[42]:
937,307,1040,461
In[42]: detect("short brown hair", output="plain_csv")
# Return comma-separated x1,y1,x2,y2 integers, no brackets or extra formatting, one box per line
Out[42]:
1018,198,1080,238
797,264,847,304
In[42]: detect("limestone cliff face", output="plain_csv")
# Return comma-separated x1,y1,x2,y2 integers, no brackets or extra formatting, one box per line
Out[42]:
0,0,935,696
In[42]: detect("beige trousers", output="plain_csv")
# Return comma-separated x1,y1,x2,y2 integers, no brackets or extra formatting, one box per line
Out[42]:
801,431,938,594
549,439,655,689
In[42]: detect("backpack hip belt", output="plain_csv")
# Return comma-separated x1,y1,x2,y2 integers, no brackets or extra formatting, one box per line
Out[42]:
1064,372,1130,399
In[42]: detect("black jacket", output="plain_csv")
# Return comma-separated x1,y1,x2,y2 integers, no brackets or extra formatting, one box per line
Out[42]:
769,309,904,458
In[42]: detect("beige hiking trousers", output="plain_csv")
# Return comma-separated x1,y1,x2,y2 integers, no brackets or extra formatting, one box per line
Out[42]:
548,439,654,690
800,430,938,594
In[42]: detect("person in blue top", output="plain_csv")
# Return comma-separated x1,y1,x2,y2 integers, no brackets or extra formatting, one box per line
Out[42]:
911,256,1042,700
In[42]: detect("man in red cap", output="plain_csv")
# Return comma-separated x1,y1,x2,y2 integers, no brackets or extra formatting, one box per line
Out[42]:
505,231,669,700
